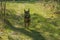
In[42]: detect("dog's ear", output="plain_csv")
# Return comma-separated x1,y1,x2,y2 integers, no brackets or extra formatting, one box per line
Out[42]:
28,9,30,12
24,9,26,12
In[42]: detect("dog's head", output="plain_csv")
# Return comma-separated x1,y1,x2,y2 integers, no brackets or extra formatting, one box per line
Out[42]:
24,9,30,14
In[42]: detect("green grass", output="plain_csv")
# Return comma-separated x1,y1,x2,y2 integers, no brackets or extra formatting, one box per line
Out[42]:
0,1,60,40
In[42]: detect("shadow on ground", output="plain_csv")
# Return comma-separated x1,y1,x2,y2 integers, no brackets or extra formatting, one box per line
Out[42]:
4,18,45,40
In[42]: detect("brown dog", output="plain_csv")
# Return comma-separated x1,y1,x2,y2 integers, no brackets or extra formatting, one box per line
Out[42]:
24,9,30,27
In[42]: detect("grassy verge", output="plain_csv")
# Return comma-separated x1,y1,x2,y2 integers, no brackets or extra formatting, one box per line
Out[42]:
0,1,60,40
